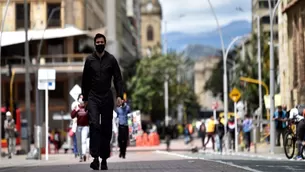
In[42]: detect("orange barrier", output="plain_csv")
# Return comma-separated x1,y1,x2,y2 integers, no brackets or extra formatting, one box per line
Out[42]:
136,132,160,146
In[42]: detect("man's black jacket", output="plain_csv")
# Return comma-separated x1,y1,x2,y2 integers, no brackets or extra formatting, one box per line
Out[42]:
81,51,123,101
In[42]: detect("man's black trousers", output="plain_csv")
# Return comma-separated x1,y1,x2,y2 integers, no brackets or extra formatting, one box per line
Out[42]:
118,125,129,156
87,91,114,160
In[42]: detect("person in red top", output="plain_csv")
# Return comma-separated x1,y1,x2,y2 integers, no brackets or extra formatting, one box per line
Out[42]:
71,99,89,162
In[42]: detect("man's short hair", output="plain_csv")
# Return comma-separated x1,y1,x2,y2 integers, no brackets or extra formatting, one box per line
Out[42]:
94,33,107,43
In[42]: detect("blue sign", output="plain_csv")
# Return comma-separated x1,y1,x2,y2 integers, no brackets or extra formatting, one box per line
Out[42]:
48,82,52,86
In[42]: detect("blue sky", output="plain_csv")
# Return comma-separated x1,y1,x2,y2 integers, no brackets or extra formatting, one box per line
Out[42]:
159,0,252,34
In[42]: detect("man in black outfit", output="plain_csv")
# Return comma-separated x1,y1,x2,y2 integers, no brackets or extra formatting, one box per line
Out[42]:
82,33,123,170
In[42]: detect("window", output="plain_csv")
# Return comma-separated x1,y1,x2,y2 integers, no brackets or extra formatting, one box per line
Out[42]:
259,0,278,8
15,3,30,30
47,3,61,27
258,1,268,8
147,25,154,41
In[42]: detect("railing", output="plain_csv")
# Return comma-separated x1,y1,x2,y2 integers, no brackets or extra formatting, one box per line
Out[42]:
1,53,89,67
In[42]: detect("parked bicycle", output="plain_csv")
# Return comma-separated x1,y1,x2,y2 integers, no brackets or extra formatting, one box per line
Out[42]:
283,119,305,159
283,120,297,159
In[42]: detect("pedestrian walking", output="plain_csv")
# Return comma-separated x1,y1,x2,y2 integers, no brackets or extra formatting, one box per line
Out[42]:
4,111,16,159
71,98,89,162
204,116,216,151
115,100,131,158
216,117,225,152
273,106,287,146
199,120,206,149
82,33,123,170
242,114,253,152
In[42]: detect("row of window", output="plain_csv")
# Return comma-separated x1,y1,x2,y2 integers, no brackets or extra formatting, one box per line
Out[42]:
15,3,61,30
258,0,278,9
2,80,65,101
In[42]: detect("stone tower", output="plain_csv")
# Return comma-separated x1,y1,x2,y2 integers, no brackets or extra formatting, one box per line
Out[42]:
140,0,162,57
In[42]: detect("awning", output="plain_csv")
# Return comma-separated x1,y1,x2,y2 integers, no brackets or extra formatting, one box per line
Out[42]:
0,26,88,47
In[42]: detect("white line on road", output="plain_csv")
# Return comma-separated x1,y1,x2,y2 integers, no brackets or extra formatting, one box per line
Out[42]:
198,150,286,161
155,150,263,172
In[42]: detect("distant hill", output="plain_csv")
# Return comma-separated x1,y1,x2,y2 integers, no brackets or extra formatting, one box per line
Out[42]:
163,20,251,52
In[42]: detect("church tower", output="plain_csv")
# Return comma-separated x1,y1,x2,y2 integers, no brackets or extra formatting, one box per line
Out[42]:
140,0,162,57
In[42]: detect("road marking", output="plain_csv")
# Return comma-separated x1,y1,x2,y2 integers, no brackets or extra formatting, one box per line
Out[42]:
155,150,262,172
198,149,286,160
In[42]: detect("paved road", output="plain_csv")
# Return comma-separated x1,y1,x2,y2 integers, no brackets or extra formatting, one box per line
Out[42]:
171,150,305,172
0,151,250,172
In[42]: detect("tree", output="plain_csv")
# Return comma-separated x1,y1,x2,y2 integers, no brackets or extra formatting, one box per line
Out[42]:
204,32,279,114
230,32,278,114
127,50,200,122
204,50,235,101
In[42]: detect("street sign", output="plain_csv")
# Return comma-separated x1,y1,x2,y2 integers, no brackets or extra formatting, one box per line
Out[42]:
69,84,82,101
38,69,56,90
37,68,56,161
229,87,241,102
212,102,219,110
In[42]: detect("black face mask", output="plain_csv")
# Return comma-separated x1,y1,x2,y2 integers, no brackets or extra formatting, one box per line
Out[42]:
95,44,105,53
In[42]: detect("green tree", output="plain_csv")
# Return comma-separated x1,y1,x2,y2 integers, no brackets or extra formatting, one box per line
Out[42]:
127,50,200,122
204,32,278,114
230,33,278,114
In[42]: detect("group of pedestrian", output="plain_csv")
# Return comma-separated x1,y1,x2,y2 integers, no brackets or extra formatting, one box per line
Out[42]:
197,114,254,153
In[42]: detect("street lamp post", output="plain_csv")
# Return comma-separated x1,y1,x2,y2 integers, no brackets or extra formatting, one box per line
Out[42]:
207,0,229,151
0,0,11,158
163,15,185,126
224,36,245,152
268,0,282,154
254,14,262,154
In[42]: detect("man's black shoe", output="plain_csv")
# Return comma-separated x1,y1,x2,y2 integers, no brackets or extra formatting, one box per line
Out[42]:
101,159,108,170
90,158,99,170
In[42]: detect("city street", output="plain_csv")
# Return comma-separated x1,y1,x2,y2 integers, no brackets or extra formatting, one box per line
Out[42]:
0,151,252,172
168,150,305,172
2,139,302,172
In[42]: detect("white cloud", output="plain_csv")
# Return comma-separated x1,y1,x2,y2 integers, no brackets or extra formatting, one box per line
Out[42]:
159,0,252,34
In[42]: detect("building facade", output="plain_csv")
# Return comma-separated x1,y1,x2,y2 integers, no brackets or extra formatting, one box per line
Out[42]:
105,0,138,62
0,0,108,132
127,0,142,59
194,56,224,111
278,0,305,109
140,0,162,57
252,0,279,41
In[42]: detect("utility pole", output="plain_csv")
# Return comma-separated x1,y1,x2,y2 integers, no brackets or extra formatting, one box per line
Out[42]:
0,0,11,159
268,0,282,154
256,15,262,153
24,0,31,153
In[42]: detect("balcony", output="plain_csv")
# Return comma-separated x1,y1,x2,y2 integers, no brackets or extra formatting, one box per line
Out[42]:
1,53,89,74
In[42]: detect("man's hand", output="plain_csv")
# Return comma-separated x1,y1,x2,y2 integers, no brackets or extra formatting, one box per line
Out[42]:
117,97,123,107
84,101,88,108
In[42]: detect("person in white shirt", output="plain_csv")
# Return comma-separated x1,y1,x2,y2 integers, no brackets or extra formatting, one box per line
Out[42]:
289,106,305,160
